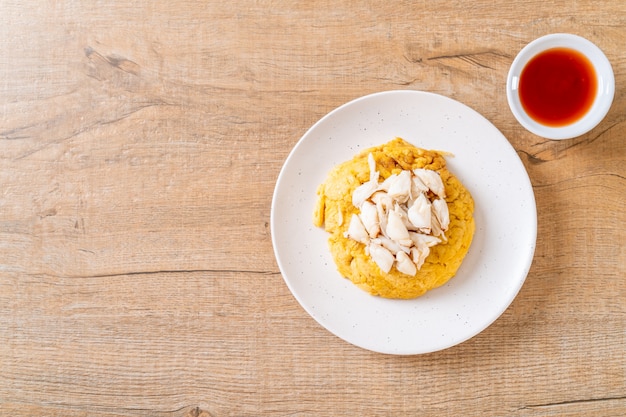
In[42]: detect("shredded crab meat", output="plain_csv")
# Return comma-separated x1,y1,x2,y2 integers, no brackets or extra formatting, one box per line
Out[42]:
352,153,380,207
432,198,450,231
413,168,446,199
385,206,410,243
367,241,395,274
347,153,450,276
359,200,380,238
407,193,431,232
344,213,369,244
385,170,412,203
395,250,418,276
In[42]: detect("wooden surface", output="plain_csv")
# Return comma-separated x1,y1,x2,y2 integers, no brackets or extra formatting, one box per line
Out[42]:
1,1,625,416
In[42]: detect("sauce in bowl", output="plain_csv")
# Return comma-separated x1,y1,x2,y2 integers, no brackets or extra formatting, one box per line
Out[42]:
519,47,597,127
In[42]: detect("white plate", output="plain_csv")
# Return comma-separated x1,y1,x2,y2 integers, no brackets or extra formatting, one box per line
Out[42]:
271,90,537,355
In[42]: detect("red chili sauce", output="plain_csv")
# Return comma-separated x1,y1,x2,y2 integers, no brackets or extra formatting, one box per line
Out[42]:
519,47,597,127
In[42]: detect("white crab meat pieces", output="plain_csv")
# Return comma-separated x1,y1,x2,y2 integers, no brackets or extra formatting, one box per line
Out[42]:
407,192,432,232
370,190,393,209
395,250,417,276
409,231,441,249
372,236,410,255
430,214,446,240
345,152,452,274
385,206,411,246
432,198,450,231
344,214,369,244
359,201,380,237
352,153,380,208
352,179,378,208
370,191,392,233
413,168,446,198
411,246,430,270
411,174,429,195
384,170,412,203
367,242,395,273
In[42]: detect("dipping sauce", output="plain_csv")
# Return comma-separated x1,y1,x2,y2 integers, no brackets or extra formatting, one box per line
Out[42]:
519,47,597,127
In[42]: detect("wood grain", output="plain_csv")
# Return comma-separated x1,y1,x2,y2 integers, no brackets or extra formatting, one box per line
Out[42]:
1,1,625,416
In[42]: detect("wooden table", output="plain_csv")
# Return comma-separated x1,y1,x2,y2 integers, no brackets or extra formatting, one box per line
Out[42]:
1,1,624,416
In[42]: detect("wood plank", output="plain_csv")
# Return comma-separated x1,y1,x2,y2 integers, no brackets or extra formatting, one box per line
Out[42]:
1,1,625,416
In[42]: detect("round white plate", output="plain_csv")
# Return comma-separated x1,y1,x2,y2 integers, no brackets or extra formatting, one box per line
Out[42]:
271,90,537,355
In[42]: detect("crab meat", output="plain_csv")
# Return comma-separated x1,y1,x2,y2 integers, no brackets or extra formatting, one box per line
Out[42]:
385,170,412,203
347,157,452,274
411,246,430,270
371,191,392,233
372,236,411,255
409,231,441,249
432,198,450,231
391,203,412,230
352,154,380,207
386,206,411,244
359,200,380,238
344,214,369,244
407,193,431,232
378,173,396,192
352,180,378,208
367,242,394,273
395,250,417,276
430,212,447,241
370,190,393,208
413,168,446,198
411,175,429,195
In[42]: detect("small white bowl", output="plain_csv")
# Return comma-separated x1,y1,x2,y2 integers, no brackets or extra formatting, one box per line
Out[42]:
506,33,614,140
